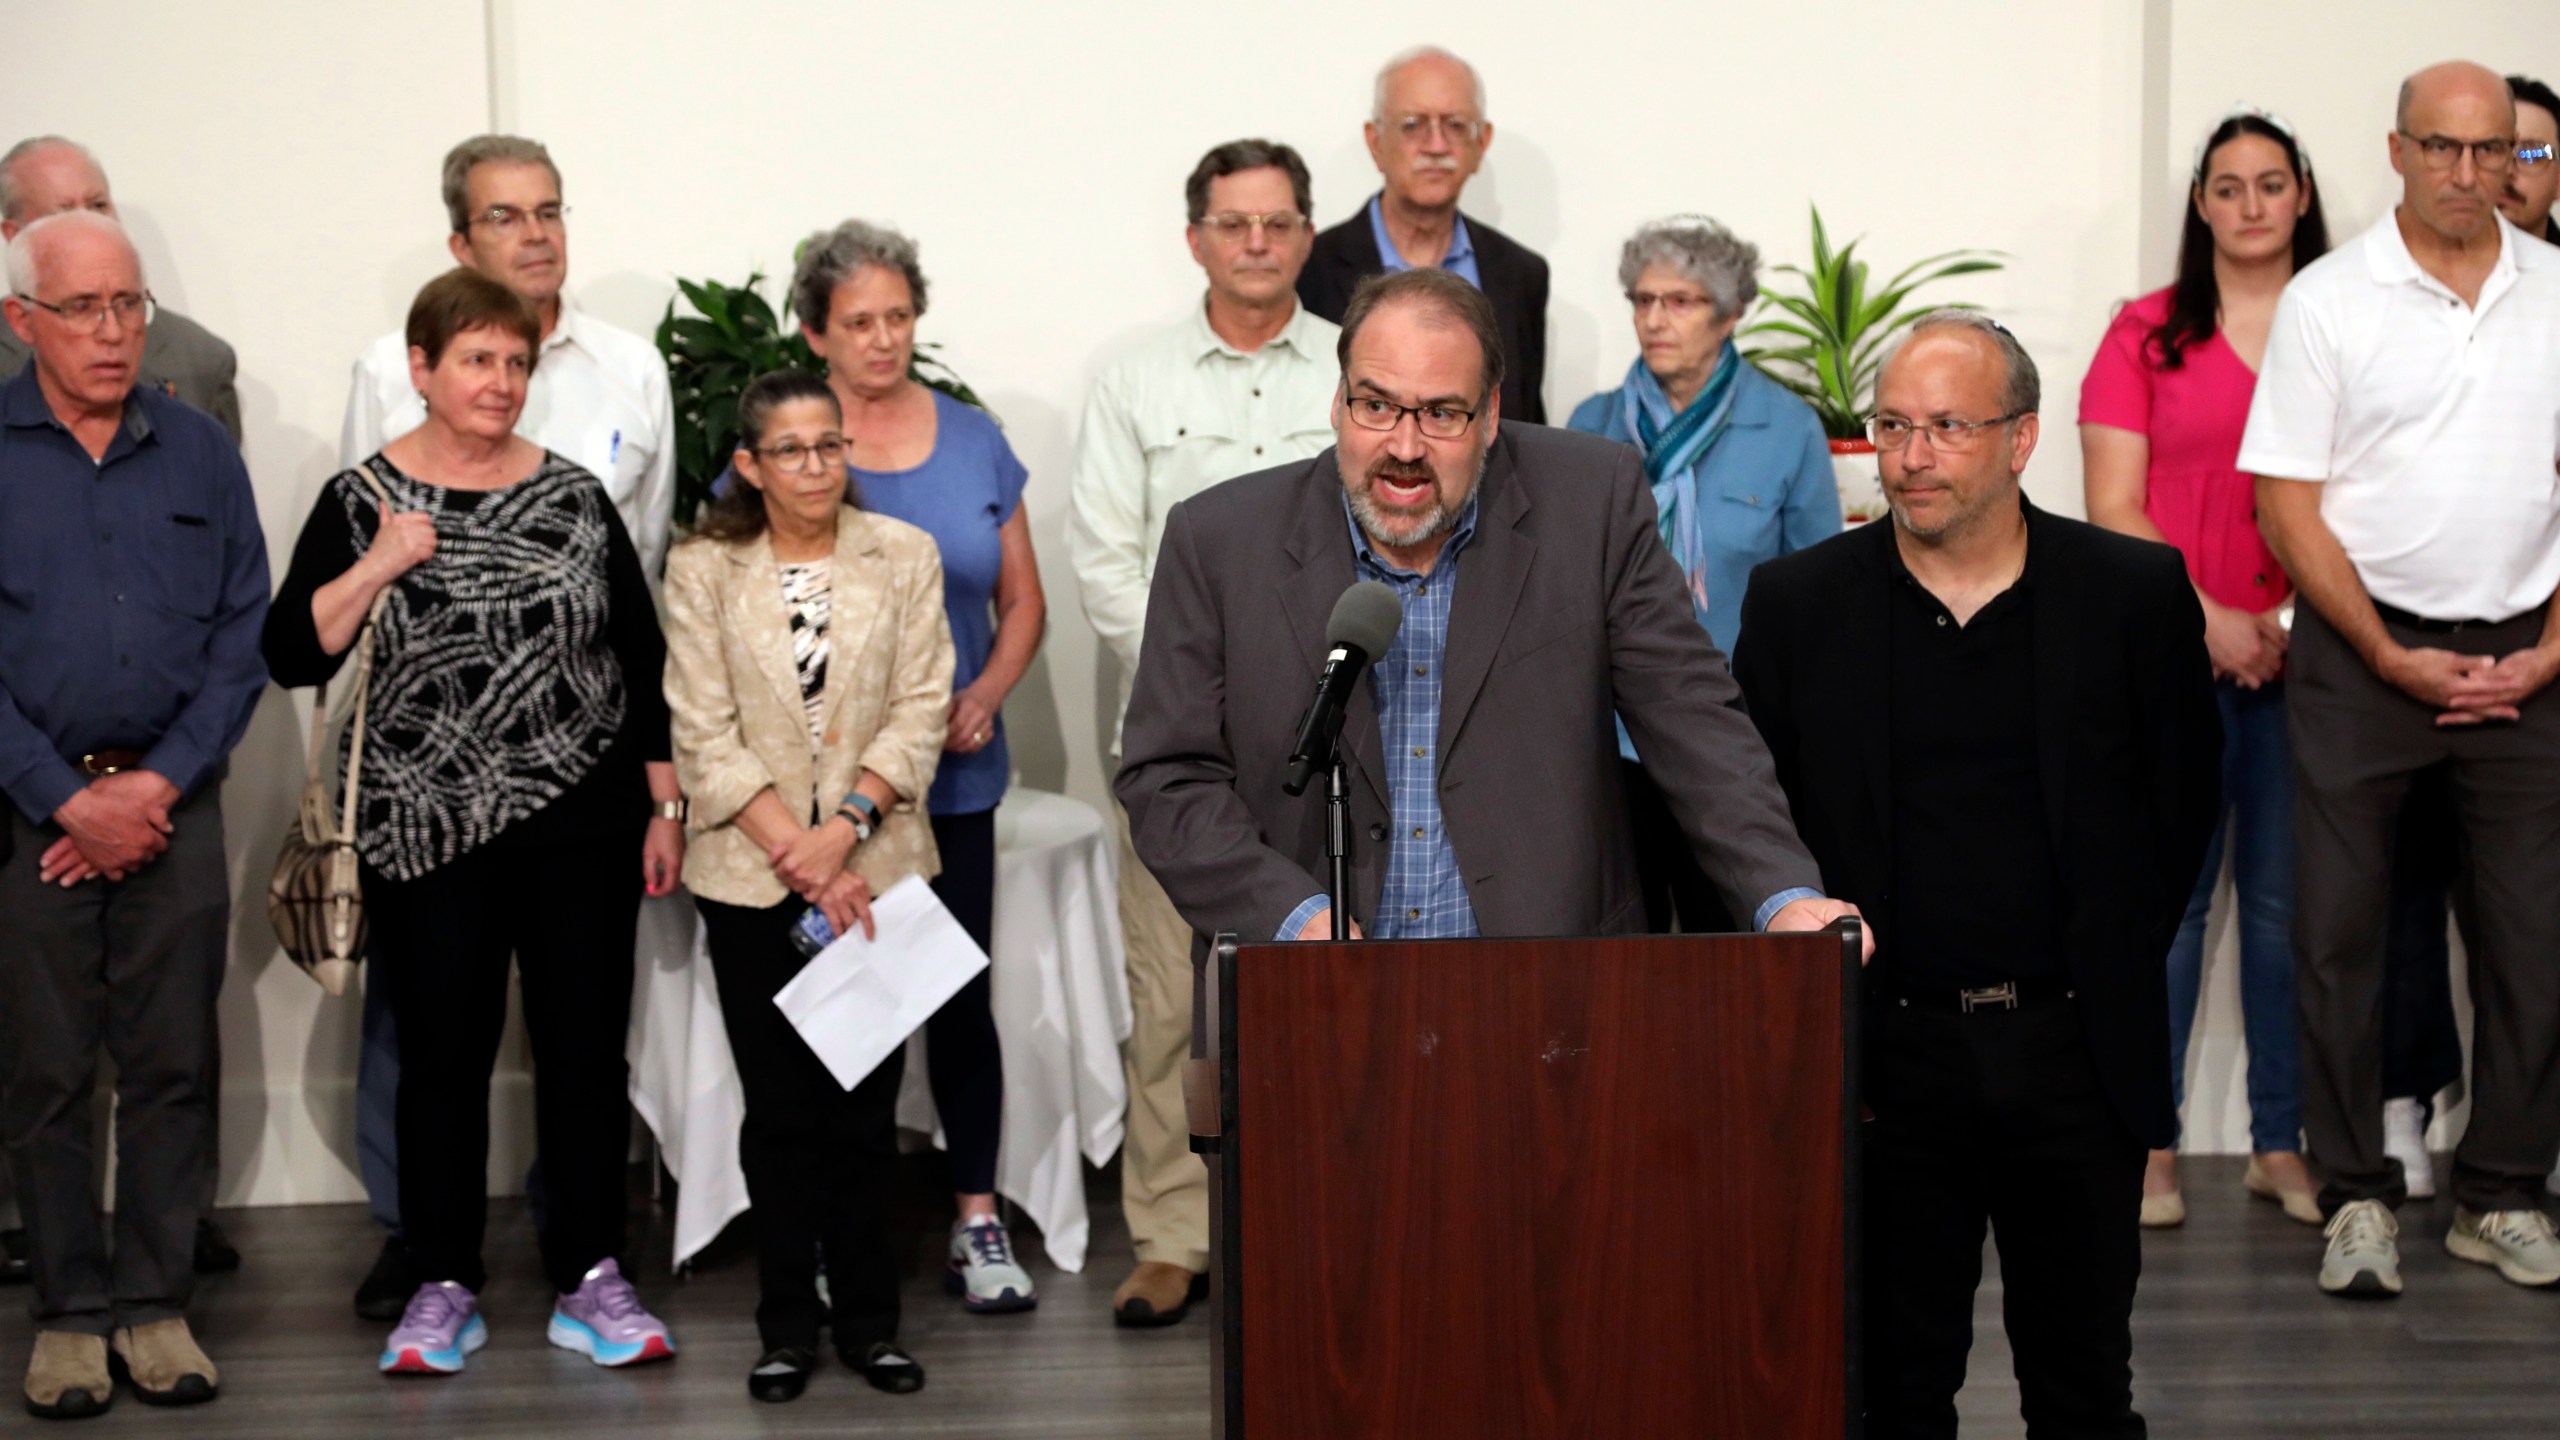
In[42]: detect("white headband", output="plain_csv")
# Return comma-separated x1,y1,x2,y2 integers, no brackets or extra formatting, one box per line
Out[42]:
2195,102,2310,178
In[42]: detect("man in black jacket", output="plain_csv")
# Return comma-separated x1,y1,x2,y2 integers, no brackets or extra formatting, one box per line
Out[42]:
1734,312,2219,1440
1296,45,1548,424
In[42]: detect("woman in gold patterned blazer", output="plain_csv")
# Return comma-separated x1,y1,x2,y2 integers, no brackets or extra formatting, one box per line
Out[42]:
660,369,952,1402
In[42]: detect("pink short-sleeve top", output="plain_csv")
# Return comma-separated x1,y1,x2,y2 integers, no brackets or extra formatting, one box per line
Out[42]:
2078,287,2291,612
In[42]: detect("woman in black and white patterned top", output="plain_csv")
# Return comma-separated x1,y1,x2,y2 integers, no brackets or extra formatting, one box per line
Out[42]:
264,270,684,1375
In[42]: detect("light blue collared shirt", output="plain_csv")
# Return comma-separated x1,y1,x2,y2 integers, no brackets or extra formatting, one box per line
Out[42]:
1366,193,1482,290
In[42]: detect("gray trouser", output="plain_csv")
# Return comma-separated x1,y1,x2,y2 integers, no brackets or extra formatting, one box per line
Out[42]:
0,786,228,1334
2290,604,2560,1215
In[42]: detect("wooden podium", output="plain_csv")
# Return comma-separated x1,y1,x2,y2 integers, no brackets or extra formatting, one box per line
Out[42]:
1190,927,1860,1438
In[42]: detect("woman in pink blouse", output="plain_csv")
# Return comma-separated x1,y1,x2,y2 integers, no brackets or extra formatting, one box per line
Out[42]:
2081,108,2329,1230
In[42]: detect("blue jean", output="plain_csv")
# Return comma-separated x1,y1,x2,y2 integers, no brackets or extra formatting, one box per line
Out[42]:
2166,679,2302,1153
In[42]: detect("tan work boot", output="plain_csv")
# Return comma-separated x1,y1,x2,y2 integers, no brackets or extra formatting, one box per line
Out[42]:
110,1319,219,1406
1113,1261,1206,1328
23,1330,113,1420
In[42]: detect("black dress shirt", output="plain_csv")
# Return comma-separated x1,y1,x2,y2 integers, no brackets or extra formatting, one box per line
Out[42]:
1884,544,2066,988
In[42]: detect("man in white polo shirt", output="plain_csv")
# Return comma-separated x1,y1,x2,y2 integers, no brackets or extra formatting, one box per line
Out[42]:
335,133,677,1323
2246,60,2560,1300
1065,138,1338,1327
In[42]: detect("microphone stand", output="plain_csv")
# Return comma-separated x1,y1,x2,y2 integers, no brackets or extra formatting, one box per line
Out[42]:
1326,752,1352,941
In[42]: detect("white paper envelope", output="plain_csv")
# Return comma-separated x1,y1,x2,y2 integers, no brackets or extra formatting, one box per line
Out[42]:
771,875,991,1090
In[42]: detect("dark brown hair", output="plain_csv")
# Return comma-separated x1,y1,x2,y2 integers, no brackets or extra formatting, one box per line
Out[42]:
693,369,855,542
1336,268,1505,406
1184,139,1313,223
405,267,542,369
2155,116,2328,370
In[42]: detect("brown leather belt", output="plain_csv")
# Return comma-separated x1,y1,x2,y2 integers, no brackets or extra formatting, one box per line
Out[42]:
75,748,147,778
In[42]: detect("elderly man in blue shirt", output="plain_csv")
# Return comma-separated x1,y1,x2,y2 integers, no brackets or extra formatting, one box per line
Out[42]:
0,210,267,1418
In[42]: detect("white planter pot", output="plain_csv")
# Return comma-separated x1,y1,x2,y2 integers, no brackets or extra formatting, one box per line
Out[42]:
1830,440,1885,526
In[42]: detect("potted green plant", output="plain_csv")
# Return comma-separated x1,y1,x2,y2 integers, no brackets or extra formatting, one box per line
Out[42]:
1740,206,2003,523
654,271,986,528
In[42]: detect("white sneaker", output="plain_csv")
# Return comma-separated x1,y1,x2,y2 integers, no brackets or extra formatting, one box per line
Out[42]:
2383,1098,2435,1200
946,1216,1037,1314
2446,1207,2560,1288
2318,1199,2402,1298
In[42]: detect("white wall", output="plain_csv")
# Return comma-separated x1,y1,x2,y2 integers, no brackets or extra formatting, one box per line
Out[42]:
14,1,2552,1202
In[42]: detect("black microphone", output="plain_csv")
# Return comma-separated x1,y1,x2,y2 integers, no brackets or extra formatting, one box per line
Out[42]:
1284,581,1404,796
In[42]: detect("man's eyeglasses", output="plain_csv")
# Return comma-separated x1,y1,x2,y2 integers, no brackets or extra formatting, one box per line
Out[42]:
1626,289,1716,318
1871,412,2024,452
467,203,570,236
753,437,849,472
2396,131,2518,173
1390,113,1484,146
2519,142,2557,170
1198,211,1307,242
12,290,154,334
1343,394,1479,440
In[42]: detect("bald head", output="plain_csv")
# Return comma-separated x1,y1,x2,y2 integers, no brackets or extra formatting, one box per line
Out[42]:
0,137,113,237
2397,60,2516,133
4,209,142,297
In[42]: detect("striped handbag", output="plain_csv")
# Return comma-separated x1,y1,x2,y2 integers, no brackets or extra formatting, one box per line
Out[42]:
266,469,395,995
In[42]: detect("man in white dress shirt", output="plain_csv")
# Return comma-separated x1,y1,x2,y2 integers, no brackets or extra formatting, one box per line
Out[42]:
1065,138,1339,1327
337,134,677,1321
340,134,675,576
2247,60,2560,1302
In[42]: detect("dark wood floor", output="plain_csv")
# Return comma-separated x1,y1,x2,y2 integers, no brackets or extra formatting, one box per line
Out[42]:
0,1157,2553,1436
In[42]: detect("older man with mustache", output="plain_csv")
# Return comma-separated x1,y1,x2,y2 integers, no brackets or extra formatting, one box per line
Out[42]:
1299,46,1550,424
1116,267,1857,1013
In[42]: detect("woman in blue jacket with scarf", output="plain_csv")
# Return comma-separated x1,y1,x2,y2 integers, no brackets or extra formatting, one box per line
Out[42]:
1569,214,1839,932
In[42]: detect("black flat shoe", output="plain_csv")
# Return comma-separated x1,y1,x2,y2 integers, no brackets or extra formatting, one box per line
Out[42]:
353,1236,418,1322
0,1228,28,1286
747,1347,816,1403
846,1340,925,1395
193,1218,241,1275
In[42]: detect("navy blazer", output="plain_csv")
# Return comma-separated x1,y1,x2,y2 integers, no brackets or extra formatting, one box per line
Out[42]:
1298,205,1550,425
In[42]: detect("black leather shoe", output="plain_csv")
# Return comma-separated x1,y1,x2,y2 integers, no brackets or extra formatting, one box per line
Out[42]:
353,1237,417,1322
0,1228,28,1286
846,1340,925,1395
193,1218,241,1275
747,1347,816,1403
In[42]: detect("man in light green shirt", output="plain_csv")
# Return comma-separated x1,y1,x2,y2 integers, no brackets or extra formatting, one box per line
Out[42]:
1066,138,1339,1327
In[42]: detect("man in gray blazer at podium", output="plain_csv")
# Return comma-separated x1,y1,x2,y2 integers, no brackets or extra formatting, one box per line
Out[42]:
1115,267,1861,958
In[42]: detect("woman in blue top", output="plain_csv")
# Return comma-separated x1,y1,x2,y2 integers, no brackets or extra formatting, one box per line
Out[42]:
1567,215,1838,934
793,220,1048,1313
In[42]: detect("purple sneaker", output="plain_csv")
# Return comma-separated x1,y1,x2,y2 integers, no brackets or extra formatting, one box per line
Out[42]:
380,1281,486,1376
547,1258,676,1367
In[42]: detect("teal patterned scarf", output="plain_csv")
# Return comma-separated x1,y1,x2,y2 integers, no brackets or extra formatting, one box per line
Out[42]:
1618,341,1742,617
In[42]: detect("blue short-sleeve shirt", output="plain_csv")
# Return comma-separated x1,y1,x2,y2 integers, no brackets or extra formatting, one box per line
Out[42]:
856,389,1027,816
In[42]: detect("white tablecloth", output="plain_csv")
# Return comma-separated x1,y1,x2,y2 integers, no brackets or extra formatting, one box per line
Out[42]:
628,790,1132,1272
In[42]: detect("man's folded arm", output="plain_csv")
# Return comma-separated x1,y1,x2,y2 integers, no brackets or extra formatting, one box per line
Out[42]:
1113,500,1331,943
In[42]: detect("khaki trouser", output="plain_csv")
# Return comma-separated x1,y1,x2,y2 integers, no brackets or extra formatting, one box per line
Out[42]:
1114,802,1208,1272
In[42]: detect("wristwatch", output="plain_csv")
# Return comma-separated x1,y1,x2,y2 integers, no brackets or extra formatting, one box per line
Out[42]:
837,791,880,843
652,797,688,824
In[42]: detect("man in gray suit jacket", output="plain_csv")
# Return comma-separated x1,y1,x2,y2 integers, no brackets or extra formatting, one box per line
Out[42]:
0,136,244,1288
0,137,241,447
1117,267,1862,952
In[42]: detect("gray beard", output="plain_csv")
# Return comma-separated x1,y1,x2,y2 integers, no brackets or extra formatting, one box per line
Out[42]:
1349,486,1458,551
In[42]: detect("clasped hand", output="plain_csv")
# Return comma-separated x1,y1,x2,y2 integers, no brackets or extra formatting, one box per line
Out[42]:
2384,643,2560,726
769,818,875,941
42,770,179,887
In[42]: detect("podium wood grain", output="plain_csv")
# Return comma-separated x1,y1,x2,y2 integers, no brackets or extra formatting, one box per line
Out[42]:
1224,934,1852,1437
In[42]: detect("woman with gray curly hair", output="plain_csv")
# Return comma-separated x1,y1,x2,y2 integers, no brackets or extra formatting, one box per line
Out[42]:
1568,215,1838,933
789,219,1048,1316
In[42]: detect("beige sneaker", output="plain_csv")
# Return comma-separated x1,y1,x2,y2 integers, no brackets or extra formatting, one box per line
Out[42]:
109,1318,219,1406
2318,1199,2402,1298
23,1330,112,1420
2446,1207,2560,1289
2243,1154,2324,1226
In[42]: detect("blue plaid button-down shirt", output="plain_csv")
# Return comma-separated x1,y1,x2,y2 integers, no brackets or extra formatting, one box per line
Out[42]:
1278,493,1484,941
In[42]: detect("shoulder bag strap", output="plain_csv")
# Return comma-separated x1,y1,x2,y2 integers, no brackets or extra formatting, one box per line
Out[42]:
328,462,403,843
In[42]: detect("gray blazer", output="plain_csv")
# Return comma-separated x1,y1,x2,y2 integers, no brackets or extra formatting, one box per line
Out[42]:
0,305,241,447
1114,421,1822,946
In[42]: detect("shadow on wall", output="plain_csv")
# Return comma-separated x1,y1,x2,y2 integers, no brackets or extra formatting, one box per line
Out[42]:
214,686,306,1204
